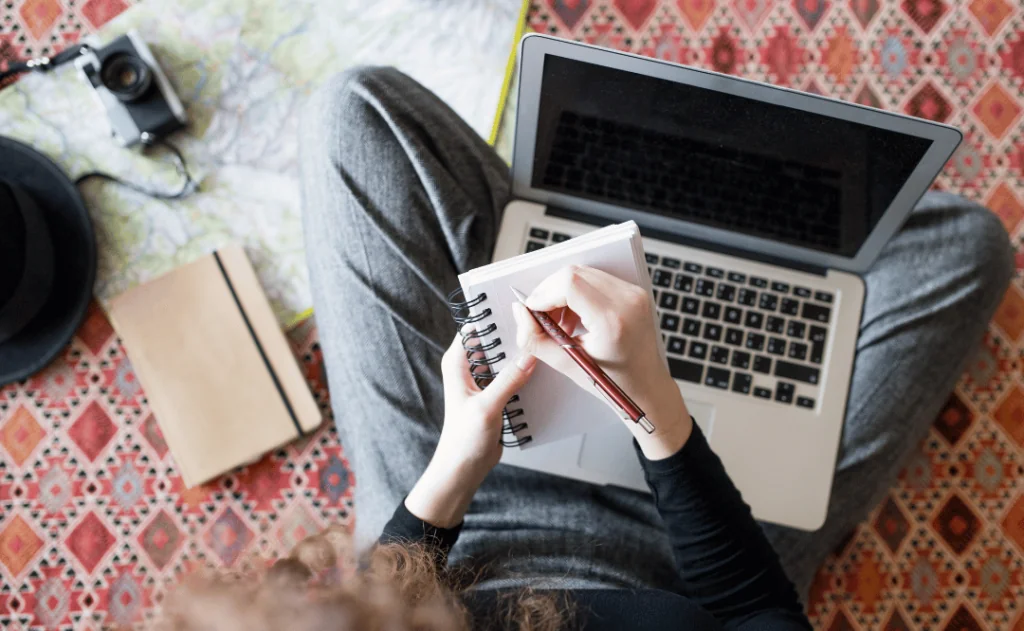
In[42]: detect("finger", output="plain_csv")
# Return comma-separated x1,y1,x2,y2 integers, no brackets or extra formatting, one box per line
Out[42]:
557,307,583,336
511,302,592,391
523,266,615,337
440,333,474,398
474,344,538,412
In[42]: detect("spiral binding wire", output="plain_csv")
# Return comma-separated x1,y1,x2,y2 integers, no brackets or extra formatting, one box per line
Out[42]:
447,287,532,447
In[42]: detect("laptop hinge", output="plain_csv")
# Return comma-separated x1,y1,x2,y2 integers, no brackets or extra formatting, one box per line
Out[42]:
546,206,829,277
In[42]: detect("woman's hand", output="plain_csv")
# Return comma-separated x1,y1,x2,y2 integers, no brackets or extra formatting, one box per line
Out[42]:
405,334,537,528
513,265,692,460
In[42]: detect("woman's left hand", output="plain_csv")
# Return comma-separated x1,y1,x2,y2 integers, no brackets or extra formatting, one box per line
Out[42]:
405,333,537,528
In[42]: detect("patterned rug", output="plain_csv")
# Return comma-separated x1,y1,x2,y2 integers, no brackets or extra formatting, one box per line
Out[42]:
2,0,1023,629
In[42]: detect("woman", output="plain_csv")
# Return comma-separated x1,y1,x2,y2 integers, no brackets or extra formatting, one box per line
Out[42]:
158,66,1012,630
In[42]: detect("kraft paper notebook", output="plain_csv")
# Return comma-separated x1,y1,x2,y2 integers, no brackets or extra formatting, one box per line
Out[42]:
449,221,655,450
108,245,322,487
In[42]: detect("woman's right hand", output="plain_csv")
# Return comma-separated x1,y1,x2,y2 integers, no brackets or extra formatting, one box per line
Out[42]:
512,265,693,460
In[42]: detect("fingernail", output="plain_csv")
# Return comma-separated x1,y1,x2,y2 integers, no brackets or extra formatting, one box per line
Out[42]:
516,353,536,371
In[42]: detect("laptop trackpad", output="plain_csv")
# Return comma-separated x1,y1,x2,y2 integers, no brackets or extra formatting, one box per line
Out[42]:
577,401,716,488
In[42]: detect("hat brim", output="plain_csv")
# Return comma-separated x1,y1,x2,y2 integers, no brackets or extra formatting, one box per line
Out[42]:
0,136,96,386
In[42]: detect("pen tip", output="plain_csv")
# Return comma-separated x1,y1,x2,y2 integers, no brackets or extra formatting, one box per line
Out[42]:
510,287,527,303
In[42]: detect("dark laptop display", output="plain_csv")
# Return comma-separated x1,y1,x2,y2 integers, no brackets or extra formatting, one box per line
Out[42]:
532,55,933,257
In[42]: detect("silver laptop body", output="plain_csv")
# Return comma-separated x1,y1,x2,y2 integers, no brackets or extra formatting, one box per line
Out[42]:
492,34,961,531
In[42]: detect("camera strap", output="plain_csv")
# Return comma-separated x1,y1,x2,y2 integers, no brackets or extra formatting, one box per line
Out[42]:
2,44,198,200
0,43,90,83
75,137,198,200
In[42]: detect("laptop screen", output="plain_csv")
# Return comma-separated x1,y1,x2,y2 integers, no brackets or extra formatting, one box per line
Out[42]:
531,55,934,257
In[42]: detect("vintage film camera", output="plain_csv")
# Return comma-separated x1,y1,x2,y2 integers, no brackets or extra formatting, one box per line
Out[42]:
75,31,187,147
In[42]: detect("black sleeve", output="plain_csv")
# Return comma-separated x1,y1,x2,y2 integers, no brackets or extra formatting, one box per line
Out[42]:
377,499,462,568
637,422,812,631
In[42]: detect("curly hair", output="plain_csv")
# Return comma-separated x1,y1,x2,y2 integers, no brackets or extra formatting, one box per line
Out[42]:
153,525,569,631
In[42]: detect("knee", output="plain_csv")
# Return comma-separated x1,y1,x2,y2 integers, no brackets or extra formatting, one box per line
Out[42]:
302,66,390,154
939,194,1015,302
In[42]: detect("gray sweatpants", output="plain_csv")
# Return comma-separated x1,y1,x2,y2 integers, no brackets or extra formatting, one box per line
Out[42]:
298,67,1013,597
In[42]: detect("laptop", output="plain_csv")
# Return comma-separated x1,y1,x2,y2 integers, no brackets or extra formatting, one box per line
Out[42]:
491,34,961,531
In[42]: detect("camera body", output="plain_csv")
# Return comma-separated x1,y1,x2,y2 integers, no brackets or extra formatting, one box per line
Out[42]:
76,31,186,147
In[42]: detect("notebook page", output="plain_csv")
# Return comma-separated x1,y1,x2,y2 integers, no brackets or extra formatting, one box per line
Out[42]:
457,223,650,448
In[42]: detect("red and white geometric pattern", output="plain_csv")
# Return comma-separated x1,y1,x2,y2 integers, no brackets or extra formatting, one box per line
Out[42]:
1,304,350,629
2,0,1024,629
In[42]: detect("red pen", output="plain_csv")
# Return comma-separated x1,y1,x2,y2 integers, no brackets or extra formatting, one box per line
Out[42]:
511,287,656,434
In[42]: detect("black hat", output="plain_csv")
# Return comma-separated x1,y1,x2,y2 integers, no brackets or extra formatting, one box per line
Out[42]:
0,135,96,386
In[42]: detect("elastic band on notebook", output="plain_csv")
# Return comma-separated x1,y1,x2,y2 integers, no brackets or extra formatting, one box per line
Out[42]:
213,250,305,438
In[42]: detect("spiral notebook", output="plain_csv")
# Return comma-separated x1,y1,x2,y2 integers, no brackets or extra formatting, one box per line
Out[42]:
449,221,653,449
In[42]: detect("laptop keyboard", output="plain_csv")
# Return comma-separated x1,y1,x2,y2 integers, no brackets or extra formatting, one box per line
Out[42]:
523,227,833,409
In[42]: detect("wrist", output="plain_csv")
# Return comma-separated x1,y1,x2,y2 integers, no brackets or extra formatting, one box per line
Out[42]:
632,381,693,460
405,459,482,529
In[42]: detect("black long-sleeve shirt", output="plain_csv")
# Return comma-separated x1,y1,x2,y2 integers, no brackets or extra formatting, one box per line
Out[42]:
378,424,811,630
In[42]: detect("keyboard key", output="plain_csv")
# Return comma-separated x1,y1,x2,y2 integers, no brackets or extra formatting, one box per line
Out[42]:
809,326,826,364
789,342,808,361
780,298,800,316
787,321,806,339
767,337,787,355
771,281,790,293
667,336,686,355
725,328,744,346
662,257,681,269
814,291,833,303
753,386,772,399
682,318,701,336
659,292,679,310
702,302,721,320
794,286,812,298
653,289,659,300
710,345,729,364
652,269,672,287
695,279,715,297
668,358,703,383
737,288,757,306
744,311,764,329
732,372,752,394
727,271,747,283
706,267,724,279
529,228,549,240
716,284,736,302
765,316,785,334
681,297,700,315
774,360,820,384
753,355,772,374
689,341,708,360
705,366,730,389
526,241,545,252
645,253,659,265
661,313,680,332
731,350,750,369
703,323,723,342
724,307,743,324
759,294,778,311
684,262,703,273
674,274,694,292
750,277,768,288
775,382,795,404
796,396,815,409
801,303,832,323
746,332,765,351
552,232,571,243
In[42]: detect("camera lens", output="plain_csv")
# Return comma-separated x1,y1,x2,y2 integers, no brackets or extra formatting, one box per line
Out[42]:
100,52,153,103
